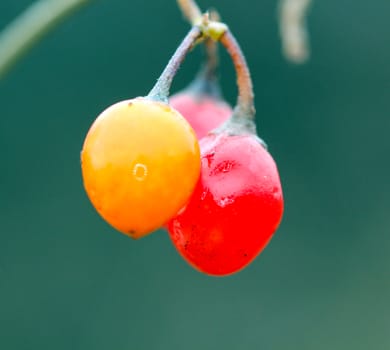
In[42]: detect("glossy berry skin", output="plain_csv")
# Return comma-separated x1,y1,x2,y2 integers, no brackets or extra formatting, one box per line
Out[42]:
167,132,283,276
170,92,231,139
81,98,200,239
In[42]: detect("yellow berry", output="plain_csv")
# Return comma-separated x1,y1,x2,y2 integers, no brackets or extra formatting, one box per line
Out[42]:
81,98,200,239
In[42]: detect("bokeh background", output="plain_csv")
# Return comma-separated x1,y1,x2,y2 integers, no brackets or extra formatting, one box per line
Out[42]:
1,0,389,349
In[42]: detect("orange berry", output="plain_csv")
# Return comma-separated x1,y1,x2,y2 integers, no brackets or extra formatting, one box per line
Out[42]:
81,98,201,239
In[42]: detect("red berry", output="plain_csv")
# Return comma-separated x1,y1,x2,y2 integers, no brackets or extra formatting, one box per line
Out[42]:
170,92,231,139
170,71,231,139
167,132,284,276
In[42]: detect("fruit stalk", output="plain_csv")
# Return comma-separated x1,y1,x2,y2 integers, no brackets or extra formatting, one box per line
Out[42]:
176,1,221,80
148,26,202,102
219,30,255,120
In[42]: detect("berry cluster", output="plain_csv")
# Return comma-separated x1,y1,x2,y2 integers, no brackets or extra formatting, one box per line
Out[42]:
81,0,284,276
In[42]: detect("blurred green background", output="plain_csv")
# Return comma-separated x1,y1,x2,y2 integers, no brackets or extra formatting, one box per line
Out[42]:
1,0,389,349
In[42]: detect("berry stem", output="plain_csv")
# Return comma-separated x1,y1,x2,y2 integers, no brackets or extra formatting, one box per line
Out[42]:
177,3,220,86
148,26,202,102
0,0,92,80
220,30,255,119
176,0,202,24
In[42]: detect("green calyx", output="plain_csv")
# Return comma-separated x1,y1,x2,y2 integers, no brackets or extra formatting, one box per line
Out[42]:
194,16,228,41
